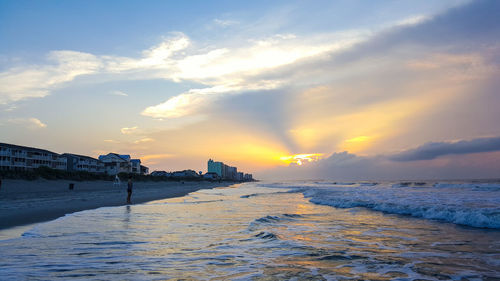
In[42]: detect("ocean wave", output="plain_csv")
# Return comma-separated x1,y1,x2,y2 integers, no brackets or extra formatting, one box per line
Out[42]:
391,182,429,188
254,214,304,224
303,188,500,229
359,182,379,186
254,231,278,240
258,181,500,228
433,182,500,190
255,215,281,223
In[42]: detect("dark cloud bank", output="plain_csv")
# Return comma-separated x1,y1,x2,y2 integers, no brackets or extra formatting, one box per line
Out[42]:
390,137,500,161
262,136,500,180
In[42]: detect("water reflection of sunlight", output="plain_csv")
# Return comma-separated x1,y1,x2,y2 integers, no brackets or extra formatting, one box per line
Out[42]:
4,183,492,280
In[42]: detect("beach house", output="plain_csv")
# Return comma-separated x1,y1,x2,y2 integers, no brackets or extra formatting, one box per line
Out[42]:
98,153,132,175
203,172,220,180
151,170,171,177
171,169,200,179
131,159,141,174
0,142,67,171
98,153,149,175
140,165,149,175
61,153,105,173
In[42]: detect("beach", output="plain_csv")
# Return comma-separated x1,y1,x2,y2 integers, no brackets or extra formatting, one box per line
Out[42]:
0,179,232,230
0,180,498,280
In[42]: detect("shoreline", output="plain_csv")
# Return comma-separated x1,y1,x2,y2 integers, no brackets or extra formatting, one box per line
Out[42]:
0,179,236,231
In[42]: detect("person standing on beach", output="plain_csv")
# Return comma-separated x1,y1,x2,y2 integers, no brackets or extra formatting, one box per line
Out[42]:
127,177,133,204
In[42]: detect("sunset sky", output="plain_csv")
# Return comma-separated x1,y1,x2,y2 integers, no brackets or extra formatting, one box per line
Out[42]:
1,0,499,180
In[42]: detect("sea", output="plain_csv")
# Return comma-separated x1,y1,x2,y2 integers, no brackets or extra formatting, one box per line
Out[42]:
0,180,499,280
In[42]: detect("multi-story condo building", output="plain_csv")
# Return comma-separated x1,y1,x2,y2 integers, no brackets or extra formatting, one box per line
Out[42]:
244,174,253,181
208,159,225,178
207,159,251,181
62,153,105,173
225,165,237,180
0,143,67,171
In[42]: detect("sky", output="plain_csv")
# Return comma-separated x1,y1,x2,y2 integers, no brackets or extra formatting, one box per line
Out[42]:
1,0,500,180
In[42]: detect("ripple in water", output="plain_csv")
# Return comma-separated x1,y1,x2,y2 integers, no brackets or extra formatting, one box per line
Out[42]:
0,182,498,280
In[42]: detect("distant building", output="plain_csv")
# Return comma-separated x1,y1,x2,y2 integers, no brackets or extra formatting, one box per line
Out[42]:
244,174,253,181
203,172,219,180
208,159,224,178
172,169,200,179
140,165,149,175
62,153,105,173
207,159,252,181
151,170,171,177
98,153,132,175
0,143,67,171
225,165,237,180
131,159,141,174
98,153,148,175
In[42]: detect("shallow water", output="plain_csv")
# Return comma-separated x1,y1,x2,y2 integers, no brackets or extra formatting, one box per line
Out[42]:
0,182,499,280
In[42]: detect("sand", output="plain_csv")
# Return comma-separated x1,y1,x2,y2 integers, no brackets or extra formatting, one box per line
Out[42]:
0,179,234,230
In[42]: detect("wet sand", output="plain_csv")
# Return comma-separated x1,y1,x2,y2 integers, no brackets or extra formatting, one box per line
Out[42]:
0,179,233,230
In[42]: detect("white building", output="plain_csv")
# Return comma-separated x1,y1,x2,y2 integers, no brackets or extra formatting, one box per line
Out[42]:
140,165,149,175
131,159,141,174
98,153,132,175
0,143,67,171
98,153,148,175
62,153,105,173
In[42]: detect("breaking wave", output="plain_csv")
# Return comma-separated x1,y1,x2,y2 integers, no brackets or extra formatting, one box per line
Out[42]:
270,181,500,229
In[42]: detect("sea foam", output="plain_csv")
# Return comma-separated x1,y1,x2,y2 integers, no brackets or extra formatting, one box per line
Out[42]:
272,181,500,229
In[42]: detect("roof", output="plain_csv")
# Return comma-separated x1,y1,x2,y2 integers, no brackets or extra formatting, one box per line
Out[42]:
62,153,101,162
99,153,131,162
0,142,60,156
119,154,131,161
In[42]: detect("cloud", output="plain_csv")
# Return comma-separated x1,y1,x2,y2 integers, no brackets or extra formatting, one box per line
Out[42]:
390,136,500,161
141,153,174,161
120,126,138,134
0,51,101,104
213,18,239,27
263,147,500,181
6,1,494,113
141,82,281,118
1,1,498,112
110,90,128,96
7,117,47,129
143,0,500,122
134,137,154,144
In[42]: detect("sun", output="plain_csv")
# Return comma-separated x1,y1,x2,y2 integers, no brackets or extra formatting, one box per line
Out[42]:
279,153,323,166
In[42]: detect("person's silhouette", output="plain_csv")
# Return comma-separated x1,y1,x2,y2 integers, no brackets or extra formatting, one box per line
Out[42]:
127,177,133,204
